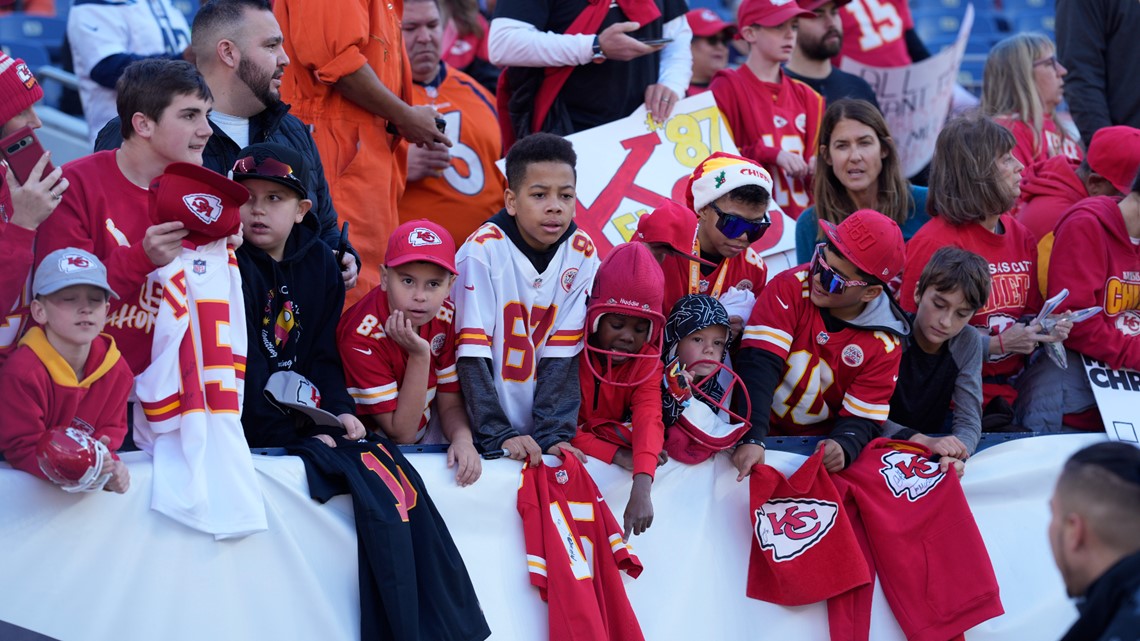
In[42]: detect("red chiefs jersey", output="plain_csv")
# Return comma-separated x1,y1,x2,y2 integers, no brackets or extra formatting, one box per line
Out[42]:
337,288,459,440
518,454,645,641
710,66,824,219
995,113,1083,172
399,64,506,245
741,267,903,435
748,449,870,606
574,351,665,478
900,214,1042,404
837,0,915,68
35,150,163,374
660,244,768,316
828,439,1003,641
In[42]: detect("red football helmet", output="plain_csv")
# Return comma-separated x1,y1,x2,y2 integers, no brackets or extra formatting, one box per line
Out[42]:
664,360,753,464
36,427,112,492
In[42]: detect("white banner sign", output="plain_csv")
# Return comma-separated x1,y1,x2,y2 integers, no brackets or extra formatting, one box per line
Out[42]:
0,435,1108,640
1082,354,1140,443
841,4,975,177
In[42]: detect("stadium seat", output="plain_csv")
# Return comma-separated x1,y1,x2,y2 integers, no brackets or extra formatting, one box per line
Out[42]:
1012,12,1055,36
0,14,67,61
0,39,61,109
1000,0,1051,13
170,0,199,25
958,57,986,95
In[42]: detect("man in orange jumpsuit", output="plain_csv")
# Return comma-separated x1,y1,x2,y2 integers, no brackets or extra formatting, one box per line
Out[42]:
274,0,452,304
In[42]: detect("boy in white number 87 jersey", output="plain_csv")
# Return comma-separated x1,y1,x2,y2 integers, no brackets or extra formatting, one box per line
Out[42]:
454,133,600,464
734,209,909,475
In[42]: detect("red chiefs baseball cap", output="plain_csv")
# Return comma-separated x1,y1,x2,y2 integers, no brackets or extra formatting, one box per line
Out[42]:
636,200,717,267
149,162,249,248
386,219,457,274
1086,126,1140,195
820,209,905,282
686,8,736,37
738,0,813,28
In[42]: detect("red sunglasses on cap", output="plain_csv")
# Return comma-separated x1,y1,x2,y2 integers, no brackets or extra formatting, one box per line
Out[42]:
232,155,306,196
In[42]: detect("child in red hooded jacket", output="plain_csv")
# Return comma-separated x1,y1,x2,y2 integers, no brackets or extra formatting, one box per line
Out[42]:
572,242,667,540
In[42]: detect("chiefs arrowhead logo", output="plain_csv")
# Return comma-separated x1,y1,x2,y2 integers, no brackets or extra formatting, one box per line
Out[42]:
754,498,838,562
880,450,945,502
183,193,224,225
408,227,441,246
773,115,788,129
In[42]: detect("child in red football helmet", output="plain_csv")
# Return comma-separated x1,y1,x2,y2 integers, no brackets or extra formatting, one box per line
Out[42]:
572,242,667,540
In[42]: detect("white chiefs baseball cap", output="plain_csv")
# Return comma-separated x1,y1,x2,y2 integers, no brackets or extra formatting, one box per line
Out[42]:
263,371,341,427
33,248,119,299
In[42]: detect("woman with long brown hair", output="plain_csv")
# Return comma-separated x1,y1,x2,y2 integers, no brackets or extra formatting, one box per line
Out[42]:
899,114,1071,421
795,99,928,263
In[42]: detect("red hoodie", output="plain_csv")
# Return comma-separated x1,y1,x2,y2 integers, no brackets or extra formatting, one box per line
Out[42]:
574,352,665,478
1048,196,1140,370
1015,155,1089,241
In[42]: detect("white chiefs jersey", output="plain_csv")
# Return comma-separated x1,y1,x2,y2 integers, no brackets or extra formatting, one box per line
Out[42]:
453,222,600,435
132,241,266,539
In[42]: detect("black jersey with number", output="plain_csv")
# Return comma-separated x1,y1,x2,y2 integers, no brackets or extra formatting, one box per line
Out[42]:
288,437,491,641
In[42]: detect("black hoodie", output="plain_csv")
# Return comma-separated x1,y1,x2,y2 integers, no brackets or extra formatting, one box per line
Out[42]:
237,212,352,447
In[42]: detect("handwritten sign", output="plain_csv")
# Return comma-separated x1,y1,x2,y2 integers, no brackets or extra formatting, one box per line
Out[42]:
551,92,796,273
841,4,975,177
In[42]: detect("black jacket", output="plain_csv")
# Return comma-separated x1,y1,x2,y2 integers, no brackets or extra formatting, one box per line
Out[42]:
236,212,352,448
1061,550,1140,641
94,101,358,263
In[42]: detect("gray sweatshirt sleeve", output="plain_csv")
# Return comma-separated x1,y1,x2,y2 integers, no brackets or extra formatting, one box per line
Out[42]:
531,355,581,452
457,357,518,451
949,328,985,454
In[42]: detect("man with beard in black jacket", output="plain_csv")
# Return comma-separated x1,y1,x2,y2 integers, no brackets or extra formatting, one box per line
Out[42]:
95,0,360,289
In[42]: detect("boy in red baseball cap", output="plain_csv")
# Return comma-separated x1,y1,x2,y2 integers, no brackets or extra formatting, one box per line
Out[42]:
710,0,824,220
734,209,909,474
337,219,481,486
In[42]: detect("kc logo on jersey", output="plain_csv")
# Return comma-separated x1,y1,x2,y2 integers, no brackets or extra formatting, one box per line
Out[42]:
880,450,945,502
754,498,838,562
183,193,224,225
1116,311,1140,337
59,253,93,272
408,227,441,246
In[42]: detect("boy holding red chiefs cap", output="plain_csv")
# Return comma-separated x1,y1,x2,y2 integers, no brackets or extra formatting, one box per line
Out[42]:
232,142,364,448
337,219,482,486
735,209,909,475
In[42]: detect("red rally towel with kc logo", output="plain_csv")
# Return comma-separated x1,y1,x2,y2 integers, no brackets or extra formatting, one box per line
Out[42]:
827,439,1004,641
747,449,871,606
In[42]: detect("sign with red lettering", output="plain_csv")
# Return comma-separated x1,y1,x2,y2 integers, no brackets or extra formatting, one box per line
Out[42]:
499,92,797,275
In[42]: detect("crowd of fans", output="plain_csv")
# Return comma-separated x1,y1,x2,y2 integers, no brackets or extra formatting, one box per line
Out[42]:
1,0,1140,633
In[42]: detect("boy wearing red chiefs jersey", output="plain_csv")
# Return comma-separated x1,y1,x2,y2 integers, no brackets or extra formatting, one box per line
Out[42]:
734,209,908,475
659,152,774,337
711,0,824,219
338,219,481,486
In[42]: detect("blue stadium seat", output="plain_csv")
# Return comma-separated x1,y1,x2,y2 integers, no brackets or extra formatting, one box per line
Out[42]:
1000,0,1051,13
958,57,985,95
0,39,61,109
170,0,199,25
1012,12,1055,36
910,0,998,12
0,14,67,61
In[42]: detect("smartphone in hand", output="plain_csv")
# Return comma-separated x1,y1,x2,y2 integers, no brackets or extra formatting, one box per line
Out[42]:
637,37,674,46
0,126,53,185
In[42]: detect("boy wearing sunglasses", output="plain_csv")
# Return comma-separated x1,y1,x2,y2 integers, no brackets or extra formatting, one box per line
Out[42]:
661,152,774,338
734,209,909,475
231,142,365,448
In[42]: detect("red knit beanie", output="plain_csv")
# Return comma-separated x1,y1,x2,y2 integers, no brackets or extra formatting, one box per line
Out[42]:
0,52,44,125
